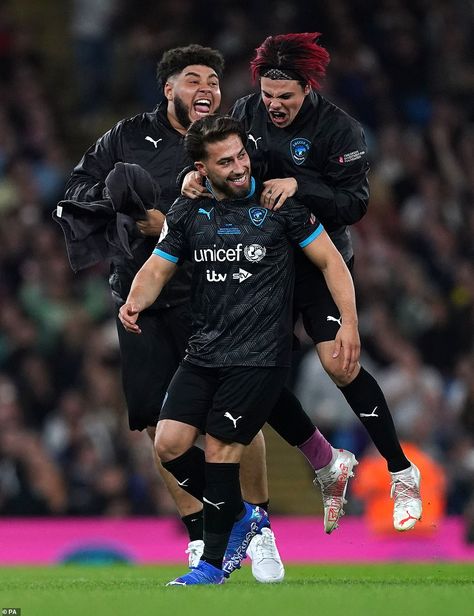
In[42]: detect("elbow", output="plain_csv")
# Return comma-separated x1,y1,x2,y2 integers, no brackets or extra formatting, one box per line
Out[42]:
351,199,368,223
337,197,368,225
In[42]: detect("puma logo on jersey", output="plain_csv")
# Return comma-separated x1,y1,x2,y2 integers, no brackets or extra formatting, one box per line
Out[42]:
224,412,243,428
203,497,226,510
248,134,262,149
360,406,379,418
198,207,213,220
145,136,162,148
327,315,342,327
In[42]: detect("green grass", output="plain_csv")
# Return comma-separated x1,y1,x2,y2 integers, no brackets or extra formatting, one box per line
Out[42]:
1,563,473,616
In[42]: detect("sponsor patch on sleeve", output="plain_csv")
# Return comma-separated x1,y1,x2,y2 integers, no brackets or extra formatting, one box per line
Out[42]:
338,150,365,164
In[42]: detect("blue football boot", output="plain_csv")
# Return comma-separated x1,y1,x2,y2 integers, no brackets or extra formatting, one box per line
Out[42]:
167,560,225,586
222,503,268,577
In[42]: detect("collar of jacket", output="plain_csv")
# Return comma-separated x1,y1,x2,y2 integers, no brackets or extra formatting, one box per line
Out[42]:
153,99,181,133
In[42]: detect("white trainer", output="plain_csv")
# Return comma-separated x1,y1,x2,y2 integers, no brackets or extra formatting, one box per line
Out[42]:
314,448,358,534
247,527,285,583
391,463,422,531
185,539,204,567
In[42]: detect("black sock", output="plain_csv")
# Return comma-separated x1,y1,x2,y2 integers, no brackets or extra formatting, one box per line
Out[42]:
267,387,316,446
339,367,410,472
201,462,243,570
252,500,269,513
181,511,203,542
161,446,206,501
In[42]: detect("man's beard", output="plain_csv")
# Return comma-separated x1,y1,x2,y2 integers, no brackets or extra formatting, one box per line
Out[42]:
210,175,250,199
174,95,192,130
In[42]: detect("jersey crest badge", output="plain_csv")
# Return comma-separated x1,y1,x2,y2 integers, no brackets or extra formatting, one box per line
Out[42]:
290,138,311,165
248,207,267,227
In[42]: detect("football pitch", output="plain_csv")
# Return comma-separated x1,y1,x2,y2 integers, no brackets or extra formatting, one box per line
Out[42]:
1,563,473,616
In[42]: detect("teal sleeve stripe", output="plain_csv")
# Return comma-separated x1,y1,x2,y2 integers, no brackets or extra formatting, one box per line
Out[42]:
152,248,179,263
299,223,324,248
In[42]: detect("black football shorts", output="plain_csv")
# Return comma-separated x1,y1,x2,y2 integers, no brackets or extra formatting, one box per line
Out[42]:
115,303,192,431
159,361,289,445
293,252,354,344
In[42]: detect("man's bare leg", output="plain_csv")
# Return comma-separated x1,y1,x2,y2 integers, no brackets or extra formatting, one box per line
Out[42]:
147,426,203,516
240,430,268,505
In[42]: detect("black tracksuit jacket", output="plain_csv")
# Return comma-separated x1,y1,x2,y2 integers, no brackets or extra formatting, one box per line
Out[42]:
64,101,191,310
230,90,370,264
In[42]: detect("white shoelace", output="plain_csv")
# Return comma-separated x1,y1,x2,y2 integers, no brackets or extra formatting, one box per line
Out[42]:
252,530,279,562
391,477,419,502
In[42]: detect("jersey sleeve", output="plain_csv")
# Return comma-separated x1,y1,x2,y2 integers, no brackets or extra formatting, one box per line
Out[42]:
152,198,189,263
280,199,325,248
296,117,369,229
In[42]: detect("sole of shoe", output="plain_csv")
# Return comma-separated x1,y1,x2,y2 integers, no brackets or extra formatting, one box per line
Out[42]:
253,567,285,584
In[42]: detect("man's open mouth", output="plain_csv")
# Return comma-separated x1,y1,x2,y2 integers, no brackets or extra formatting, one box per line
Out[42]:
194,99,212,114
269,110,287,124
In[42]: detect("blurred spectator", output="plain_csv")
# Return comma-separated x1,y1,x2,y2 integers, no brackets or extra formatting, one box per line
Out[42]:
0,376,67,515
70,0,118,120
0,426,67,515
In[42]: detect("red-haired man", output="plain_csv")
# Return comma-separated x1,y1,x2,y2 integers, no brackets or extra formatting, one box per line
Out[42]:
183,33,422,532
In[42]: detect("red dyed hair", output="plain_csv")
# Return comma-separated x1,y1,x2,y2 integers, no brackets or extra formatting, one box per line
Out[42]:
250,32,330,90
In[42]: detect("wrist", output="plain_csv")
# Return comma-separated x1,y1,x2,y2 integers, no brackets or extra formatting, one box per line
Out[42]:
341,315,358,326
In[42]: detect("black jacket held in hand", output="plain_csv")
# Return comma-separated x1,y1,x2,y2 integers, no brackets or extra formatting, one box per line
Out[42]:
230,90,370,263
54,163,159,272
62,101,193,310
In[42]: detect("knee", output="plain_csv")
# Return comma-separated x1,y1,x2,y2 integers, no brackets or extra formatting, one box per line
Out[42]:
321,356,360,387
154,428,184,463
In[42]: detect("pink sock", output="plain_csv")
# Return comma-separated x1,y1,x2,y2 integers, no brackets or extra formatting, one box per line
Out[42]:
298,429,333,471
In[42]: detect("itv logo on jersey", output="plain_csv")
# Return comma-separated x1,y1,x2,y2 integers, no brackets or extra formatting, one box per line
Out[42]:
206,270,227,282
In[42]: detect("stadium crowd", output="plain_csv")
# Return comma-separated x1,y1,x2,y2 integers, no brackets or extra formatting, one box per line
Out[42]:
0,0,473,531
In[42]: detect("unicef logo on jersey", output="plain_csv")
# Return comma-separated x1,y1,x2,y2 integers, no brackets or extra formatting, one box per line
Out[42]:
290,138,311,165
244,244,266,263
248,207,267,227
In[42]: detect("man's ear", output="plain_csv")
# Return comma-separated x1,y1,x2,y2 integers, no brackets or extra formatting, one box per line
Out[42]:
164,81,173,101
195,161,207,177
304,84,311,96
